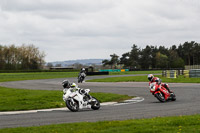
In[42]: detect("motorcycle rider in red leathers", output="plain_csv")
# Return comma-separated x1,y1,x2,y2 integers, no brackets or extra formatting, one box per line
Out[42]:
148,74,172,93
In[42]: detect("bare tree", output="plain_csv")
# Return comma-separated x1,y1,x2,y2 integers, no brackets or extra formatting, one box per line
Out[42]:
0,44,45,70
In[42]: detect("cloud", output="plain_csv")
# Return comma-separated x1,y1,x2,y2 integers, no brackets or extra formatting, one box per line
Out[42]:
0,0,200,62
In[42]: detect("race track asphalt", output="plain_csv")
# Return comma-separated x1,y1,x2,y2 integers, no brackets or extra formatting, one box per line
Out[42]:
0,74,200,128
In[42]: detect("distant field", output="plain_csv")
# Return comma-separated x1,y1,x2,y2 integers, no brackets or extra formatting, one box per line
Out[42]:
0,71,162,82
0,72,78,82
87,75,200,83
1,114,199,133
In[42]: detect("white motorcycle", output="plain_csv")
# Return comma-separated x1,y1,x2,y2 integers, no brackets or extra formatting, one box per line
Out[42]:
63,87,100,112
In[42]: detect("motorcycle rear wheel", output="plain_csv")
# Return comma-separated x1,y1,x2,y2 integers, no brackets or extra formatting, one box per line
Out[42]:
91,97,100,110
66,99,79,112
155,93,165,102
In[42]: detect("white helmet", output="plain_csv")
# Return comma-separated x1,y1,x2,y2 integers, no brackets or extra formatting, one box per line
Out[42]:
148,74,154,81
70,83,77,88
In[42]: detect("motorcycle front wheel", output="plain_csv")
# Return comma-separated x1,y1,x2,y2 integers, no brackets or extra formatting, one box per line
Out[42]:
91,97,100,110
78,77,83,83
155,93,165,102
171,93,176,101
66,99,79,112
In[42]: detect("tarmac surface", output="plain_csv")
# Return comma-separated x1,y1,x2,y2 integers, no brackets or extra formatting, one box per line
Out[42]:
0,74,200,128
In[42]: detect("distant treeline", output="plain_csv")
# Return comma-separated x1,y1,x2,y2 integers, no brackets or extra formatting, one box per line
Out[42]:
0,69,80,73
0,44,45,70
103,41,200,69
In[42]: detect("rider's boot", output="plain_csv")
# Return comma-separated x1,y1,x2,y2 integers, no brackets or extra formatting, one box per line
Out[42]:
166,87,172,93
163,83,172,93
86,93,96,104
86,93,92,100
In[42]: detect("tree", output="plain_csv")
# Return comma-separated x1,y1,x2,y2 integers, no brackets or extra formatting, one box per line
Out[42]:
155,52,168,68
183,41,194,65
177,41,200,65
72,63,83,69
0,45,6,69
129,44,140,69
192,42,200,65
102,53,119,69
120,52,130,68
46,63,53,68
110,54,119,69
158,46,169,56
139,45,153,69
102,59,110,68
106,41,200,70
18,44,45,69
168,47,184,68
0,44,45,70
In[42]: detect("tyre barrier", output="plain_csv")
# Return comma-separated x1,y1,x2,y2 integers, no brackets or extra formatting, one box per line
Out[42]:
188,69,200,78
183,69,200,78
162,70,177,78
183,70,189,78
163,69,200,78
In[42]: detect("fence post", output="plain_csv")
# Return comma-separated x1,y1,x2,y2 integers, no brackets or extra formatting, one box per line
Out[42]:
162,70,166,77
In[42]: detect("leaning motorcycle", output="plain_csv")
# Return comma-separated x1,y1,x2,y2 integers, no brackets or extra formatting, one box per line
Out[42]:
78,72,86,83
63,87,100,112
149,82,176,102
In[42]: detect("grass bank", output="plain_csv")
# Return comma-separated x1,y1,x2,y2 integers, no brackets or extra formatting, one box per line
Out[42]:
1,115,200,133
0,71,162,82
0,72,78,82
87,75,200,83
0,87,132,111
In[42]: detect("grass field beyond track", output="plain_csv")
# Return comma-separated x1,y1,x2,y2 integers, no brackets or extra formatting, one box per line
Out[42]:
0,115,199,133
0,87,132,111
87,75,200,83
0,72,78,82
0,71,162,82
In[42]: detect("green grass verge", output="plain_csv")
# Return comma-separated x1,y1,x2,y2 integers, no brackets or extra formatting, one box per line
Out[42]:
1,115,200,133
0,71,162,82
0,72,78,82
0,87,132,111
87,75,200,83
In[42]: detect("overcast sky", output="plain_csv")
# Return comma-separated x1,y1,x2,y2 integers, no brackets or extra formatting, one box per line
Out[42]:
0,0,200,62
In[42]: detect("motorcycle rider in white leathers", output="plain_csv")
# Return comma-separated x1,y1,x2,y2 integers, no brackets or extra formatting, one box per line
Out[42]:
62,80,92,99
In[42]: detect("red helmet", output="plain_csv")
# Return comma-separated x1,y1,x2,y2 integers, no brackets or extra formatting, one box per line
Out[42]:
148,74,154,81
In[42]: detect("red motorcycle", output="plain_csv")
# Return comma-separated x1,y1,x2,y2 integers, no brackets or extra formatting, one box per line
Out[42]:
149,82,176,102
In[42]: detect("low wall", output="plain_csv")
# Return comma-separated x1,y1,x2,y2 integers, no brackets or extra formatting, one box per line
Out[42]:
99,69,129,72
